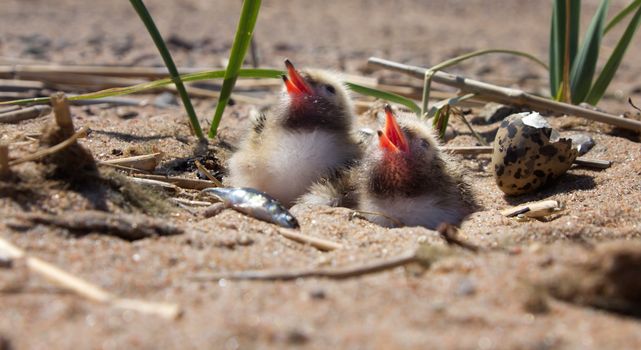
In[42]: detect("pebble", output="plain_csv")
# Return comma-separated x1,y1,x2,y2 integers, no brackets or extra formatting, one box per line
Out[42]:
569,133,595,156
309,288,327,300
456,278,477,296
116,107,138,119
475,102,522,124
154,92,179,108
286,329,309,344
0,256,12,269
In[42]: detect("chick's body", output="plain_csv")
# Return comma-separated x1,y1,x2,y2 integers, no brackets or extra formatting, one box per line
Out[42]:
354,107,477,229
227,63,360,207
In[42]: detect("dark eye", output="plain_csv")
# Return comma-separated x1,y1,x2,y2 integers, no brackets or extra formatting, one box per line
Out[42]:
324,84,336,94
420,139,430,149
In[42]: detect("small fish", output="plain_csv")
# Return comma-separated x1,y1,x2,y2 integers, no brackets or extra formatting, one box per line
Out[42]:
201,187,300,229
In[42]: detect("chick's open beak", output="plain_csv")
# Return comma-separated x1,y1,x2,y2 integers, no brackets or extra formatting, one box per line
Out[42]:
283,59,312,95
378,105,410,154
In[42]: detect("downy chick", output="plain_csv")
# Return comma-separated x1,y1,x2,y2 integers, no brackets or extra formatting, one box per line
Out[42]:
355,105,477,229
227,60,360,207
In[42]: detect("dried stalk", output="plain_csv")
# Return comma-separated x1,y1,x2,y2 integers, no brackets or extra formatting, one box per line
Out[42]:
0,64,208,79
0,91,37,101
436,223,480,253
368,57,641,132
0,236,181,319
0,105,21,114
442,146,494,154
100,153,162,172
443,146,611,169
14,72,145,89
134,174,218,190
193,159,223,187
169,197,212,207
12,211,183,241
573,158,611,169
8,127,88,166
0,78,45,91
0,144,10,178
0,105,51,124
630,97,641,112
500,200,563,218
50,92,74,136
277,228,343,251
126,177,180,194
194,250,416,281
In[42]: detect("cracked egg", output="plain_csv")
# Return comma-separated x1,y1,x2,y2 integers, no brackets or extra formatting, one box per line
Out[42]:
492,112,578,195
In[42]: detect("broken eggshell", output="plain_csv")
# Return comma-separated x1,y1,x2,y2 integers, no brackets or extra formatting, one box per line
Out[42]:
492,112,578,195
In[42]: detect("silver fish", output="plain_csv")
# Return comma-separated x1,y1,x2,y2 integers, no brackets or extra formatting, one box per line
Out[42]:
201,187,299,229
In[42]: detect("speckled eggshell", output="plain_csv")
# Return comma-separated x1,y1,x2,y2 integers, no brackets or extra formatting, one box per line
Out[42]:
491,112,578,195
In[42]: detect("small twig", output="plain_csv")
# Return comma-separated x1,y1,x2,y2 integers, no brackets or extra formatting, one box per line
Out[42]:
11,211,183,241
17,72,145,91
97,162,150,173
629,97,641,113
500,199,563,218
0,78,45,91
443,146,611,169
126,177,180,194
8,127,89,166
0,144,10,178
194,159,223,187
133,174,218,190
193,250,416,281
100,153,162,172
0,105,51,124
442,146,493,155
51,92,74,136
368,57,641,132
277,228,343,251
421,69,435,118
572,158,611,169
0,105,21,114
350,209,404,227
452,105,489,146
0,64,208,79
436,223,479,253
0,236,182,319
0,91,37,101
169,197,212,207
428,93,477,118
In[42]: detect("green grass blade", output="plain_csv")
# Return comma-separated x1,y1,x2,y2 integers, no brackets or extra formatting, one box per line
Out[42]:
0,69,420,122
604,0,641,34
564,0,582,101
427,93,477,118
570,0,609,103
431,105,450,140
550,0,581,99
586,4,641,104
345,82,421,116
0,69,284,106
208,0,262,139
550,0,565,97
429,49,548,72
568,0,581,69
129,0,204,139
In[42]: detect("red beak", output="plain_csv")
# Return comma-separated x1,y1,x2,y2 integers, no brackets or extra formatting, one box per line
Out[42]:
283,59,312,95
379,105,409,154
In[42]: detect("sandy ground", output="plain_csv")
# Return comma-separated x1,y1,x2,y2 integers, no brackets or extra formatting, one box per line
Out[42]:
1,0,641,349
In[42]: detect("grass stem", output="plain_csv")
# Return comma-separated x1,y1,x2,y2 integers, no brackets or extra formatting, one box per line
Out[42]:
129,0,204,140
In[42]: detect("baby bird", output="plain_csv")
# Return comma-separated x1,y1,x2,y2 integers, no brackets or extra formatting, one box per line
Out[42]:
354,105,477,229
227,60,361,207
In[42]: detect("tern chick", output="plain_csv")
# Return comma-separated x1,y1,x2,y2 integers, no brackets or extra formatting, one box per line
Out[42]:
227,60,360,207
